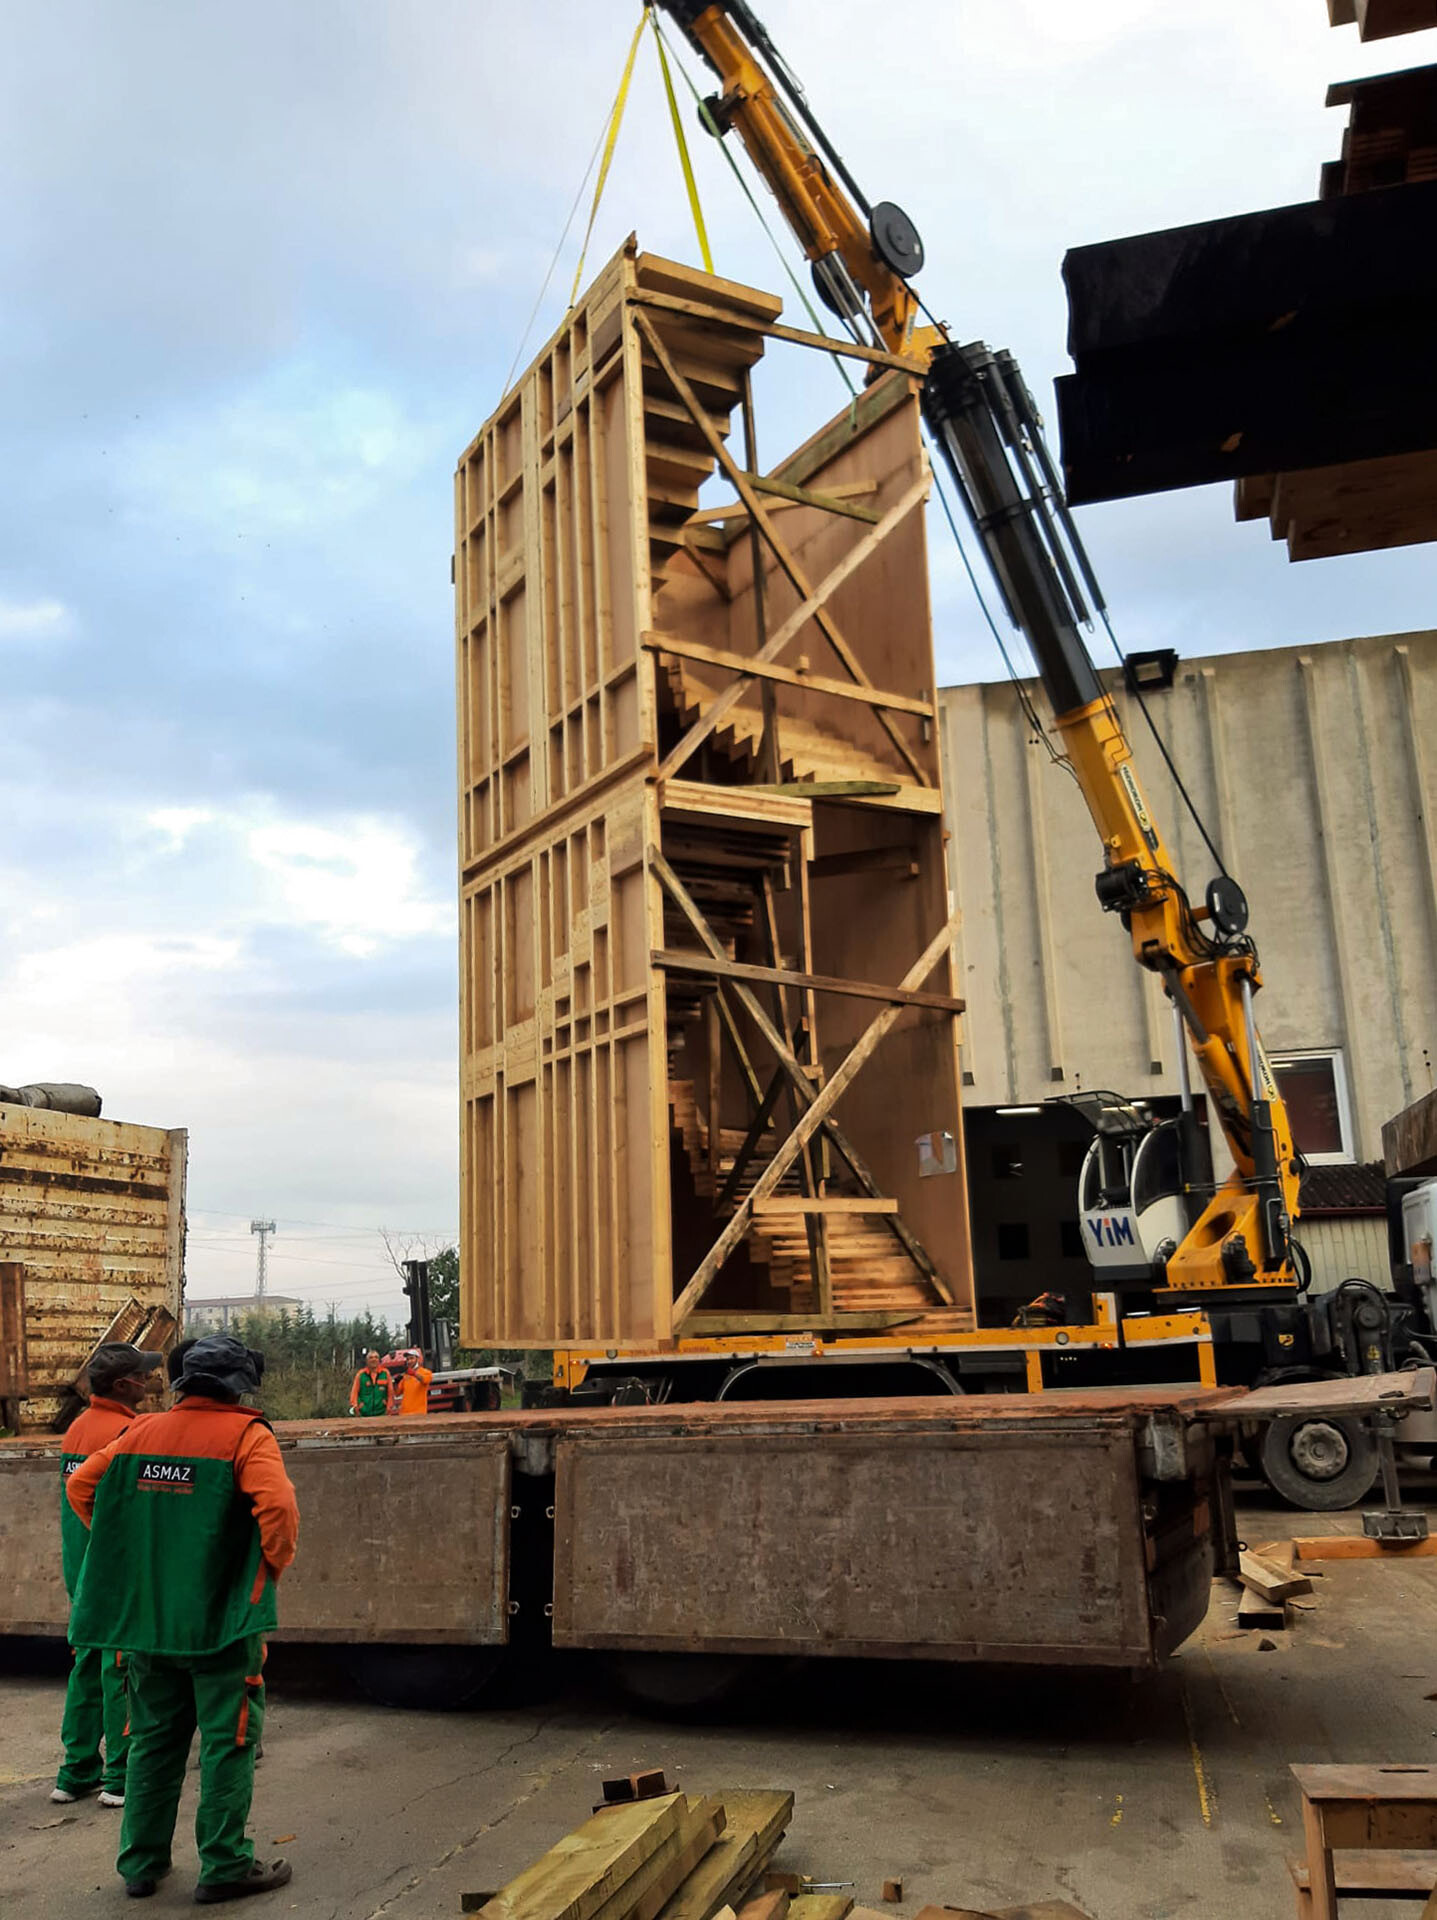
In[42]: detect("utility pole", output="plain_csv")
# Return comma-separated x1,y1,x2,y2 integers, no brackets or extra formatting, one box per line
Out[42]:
250,1218,276,1303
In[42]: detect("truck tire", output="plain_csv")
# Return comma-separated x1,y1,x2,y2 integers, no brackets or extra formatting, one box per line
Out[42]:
345,1644,506,1711
611,1652,752,1715
1258,1413,1380,1511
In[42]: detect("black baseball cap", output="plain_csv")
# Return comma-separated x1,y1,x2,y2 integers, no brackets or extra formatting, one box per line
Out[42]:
87,1343,164,1394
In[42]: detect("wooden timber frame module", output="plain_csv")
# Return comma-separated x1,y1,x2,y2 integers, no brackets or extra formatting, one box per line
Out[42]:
455,238,974,1350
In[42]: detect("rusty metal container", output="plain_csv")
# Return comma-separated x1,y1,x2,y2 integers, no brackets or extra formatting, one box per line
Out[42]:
0,1102,186,1431
0,1387,1238,1668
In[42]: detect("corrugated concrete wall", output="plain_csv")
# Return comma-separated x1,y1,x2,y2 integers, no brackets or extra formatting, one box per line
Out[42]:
939,629,1437,1164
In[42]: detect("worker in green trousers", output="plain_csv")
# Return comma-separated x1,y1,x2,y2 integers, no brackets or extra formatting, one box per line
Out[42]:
67,1334,299,1904
54,1342,165,1806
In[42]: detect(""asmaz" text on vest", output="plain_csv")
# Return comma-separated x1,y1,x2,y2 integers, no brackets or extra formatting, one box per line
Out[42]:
137,1460,196,1491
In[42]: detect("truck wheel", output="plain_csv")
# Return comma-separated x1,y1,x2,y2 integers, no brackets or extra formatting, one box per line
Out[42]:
1258,1413,1379,1511
611,1652,751,1716
345,1644,506,1711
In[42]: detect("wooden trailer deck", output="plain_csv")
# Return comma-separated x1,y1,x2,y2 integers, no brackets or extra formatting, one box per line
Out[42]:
2,1373,1428,1673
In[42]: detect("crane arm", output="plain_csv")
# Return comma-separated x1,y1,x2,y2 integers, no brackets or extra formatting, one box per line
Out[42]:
652,0,1301,1297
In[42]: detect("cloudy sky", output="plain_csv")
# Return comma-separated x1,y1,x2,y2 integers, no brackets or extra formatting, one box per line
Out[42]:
3,1,1429,1323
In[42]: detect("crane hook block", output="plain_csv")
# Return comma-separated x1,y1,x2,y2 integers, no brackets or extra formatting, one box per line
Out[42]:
870,201,924,279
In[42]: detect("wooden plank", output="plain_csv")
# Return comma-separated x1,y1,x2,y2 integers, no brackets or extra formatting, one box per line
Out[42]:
686,482,876,527
635,309,930,788
746,472,878,524
681,1311,924,1334
588,1799,727,1920
1287,1849,1437,1895
1239,1545,1312,1602
1293,1534,1437,1561
671,914,960,1322
736,1893,789,1920
631,288,927,379
644,633,934,719
0,1264,29,1402
1224,1368,1436,1419
1294,1764,1437,1802
1237,1583,1286,1630
1355,0,1437,41
479,1794,685,1920
752,1197,898,1216
652,948,965,1015
654,1792,794,1920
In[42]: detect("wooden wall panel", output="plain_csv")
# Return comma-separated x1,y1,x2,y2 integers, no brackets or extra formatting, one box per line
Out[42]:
457,242,973,1350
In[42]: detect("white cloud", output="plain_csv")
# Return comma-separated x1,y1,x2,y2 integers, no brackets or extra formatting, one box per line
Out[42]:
244,811,452,956
147,805,215,850
0,596,71,643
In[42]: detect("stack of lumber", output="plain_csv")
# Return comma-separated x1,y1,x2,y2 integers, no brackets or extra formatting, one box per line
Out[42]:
1320,64,1437,198
1225,1541,1315,1631
469,1790,795,1920
1229,61,1437,559
1056,181,1437,518
467,1792,1094,1920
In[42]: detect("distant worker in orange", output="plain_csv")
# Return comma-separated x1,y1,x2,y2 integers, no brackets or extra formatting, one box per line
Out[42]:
348,1351,392,1418
392,1349,433,1417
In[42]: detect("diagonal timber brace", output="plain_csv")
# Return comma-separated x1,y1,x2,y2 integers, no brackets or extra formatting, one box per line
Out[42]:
651,847,956,1313
669,912,962,1326
634,308,932,787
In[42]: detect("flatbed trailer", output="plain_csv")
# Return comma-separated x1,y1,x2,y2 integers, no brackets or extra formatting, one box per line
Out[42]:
2,1372,1426,1702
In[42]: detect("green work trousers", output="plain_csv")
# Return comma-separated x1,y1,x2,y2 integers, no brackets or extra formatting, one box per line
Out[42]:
57,1644,128,1796
117,1634,265,1890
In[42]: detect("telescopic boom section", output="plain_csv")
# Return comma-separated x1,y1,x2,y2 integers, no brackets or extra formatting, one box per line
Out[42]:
653,0,1301,1297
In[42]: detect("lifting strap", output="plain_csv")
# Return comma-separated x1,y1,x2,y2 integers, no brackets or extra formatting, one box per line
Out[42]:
651,8,714,275
570,11,648,307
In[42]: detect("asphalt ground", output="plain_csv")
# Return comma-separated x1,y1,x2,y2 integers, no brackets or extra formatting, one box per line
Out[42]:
3,1490,1436,1920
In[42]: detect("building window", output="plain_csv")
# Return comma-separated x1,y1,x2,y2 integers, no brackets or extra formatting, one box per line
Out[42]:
990,1143,1023,1180
997,1222,1031,1261
1271,1049,1354,1165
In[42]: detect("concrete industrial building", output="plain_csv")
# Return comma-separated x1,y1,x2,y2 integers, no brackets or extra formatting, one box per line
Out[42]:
940,626,1437,1311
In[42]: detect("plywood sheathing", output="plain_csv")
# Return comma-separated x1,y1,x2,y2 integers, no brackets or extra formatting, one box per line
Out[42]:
455,242,972,1350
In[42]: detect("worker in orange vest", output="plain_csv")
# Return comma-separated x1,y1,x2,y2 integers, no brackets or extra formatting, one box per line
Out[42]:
67,1333,299,1903
53,1342,164,1808
348,1351,393,1417
392,1349,433,1416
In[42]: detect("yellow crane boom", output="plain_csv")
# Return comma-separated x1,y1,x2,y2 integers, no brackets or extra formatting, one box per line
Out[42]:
653,0,1302,1298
